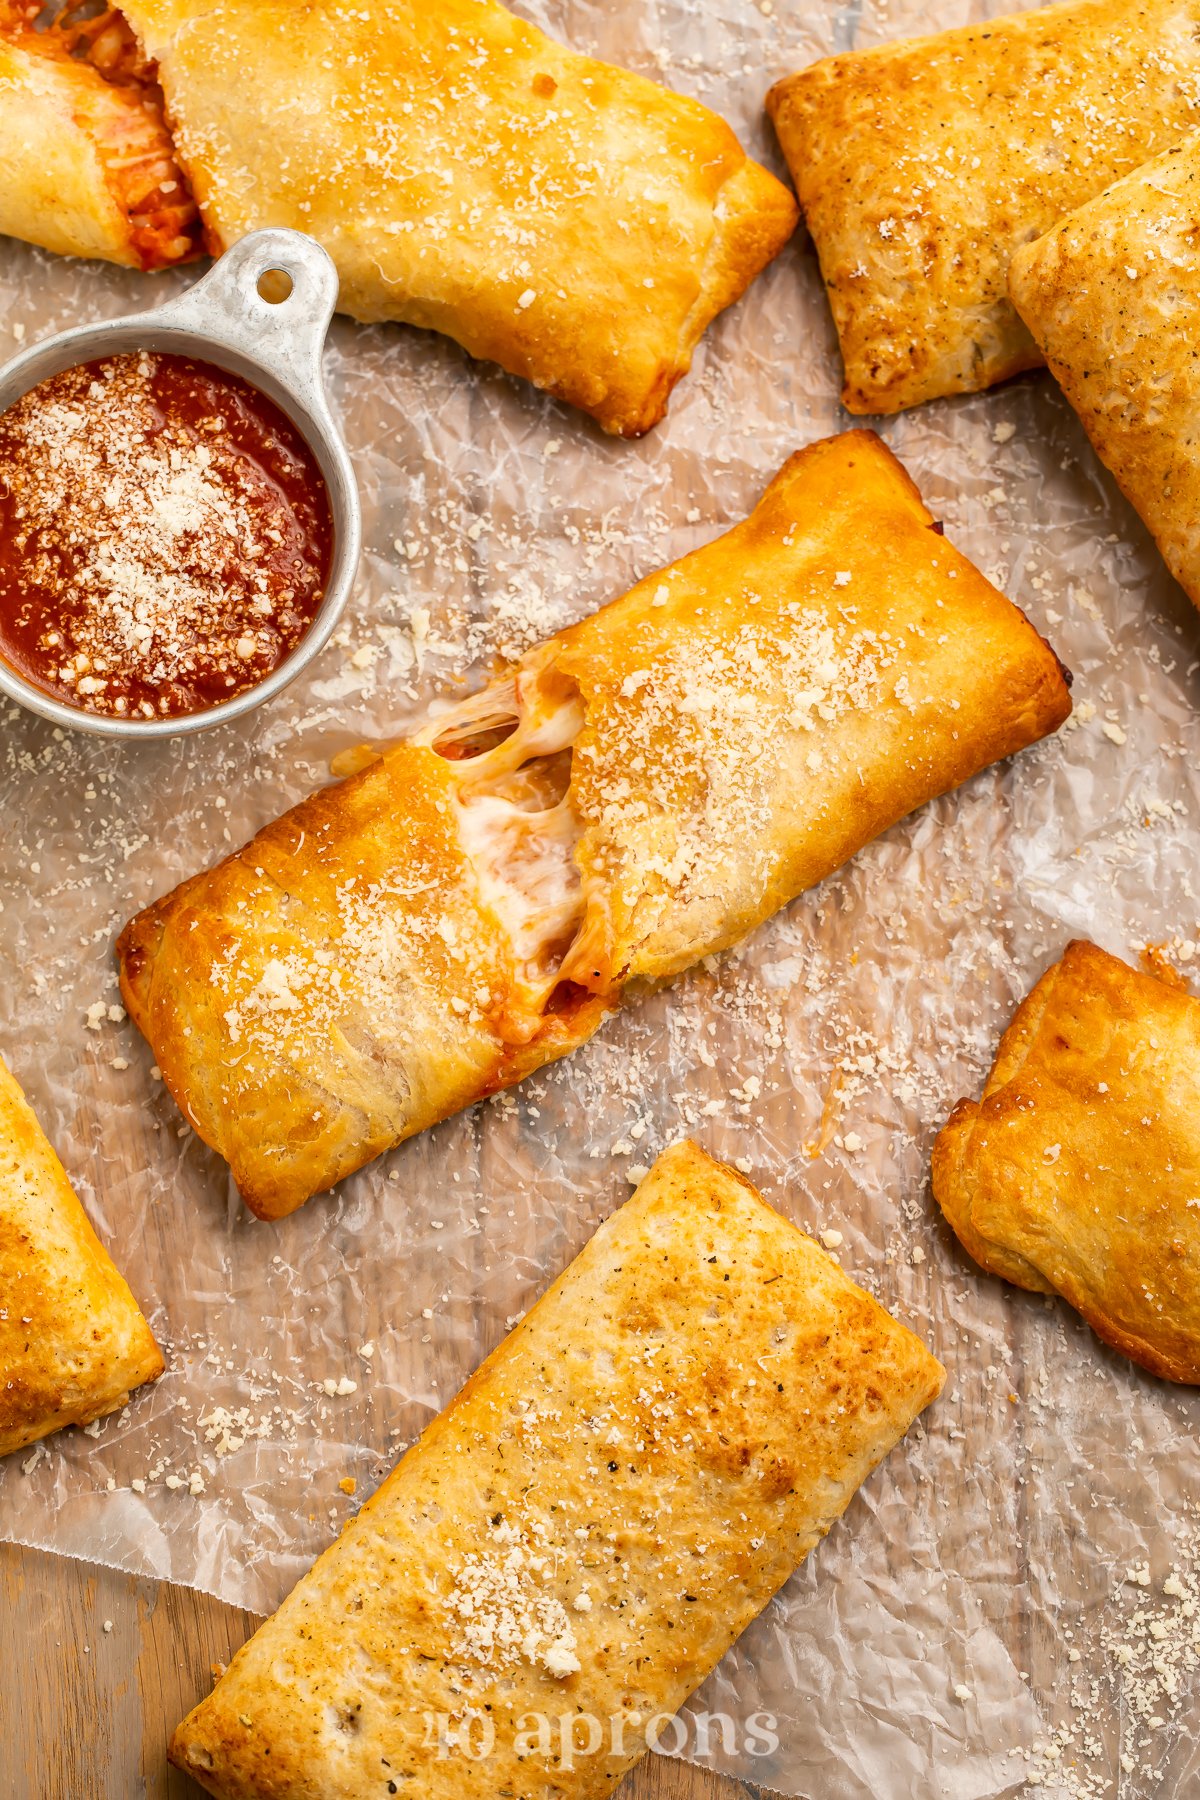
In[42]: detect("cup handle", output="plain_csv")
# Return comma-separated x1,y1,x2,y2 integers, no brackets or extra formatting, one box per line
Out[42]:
149,228,341,401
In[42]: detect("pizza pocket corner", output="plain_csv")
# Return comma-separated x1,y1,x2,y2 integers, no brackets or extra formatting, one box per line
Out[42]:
0,2,201,271
932,940,1200,1384
0,1051,163,1457
1008,132,1200,614
767,0,1200,414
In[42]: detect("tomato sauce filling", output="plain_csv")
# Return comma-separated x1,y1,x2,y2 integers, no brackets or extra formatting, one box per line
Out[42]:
0,351,333,720
1,1,203,269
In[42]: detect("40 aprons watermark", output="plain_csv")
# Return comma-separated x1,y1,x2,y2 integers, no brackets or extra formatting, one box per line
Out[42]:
423,1706,780,1770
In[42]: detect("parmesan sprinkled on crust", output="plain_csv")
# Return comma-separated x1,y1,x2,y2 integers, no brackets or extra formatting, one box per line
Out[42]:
448,1517,581,1678
574,610,899,899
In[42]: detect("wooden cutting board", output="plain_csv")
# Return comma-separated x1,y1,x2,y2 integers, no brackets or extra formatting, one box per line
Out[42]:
0,1542,770,1800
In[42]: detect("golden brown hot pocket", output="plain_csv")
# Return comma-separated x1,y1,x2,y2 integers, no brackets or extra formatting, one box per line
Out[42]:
118,430,1072,1219
98,0,799,435
0,5,200,270
0,1051,163,1456
169,1140,944,1800
932,941,1200,1384
1009,134,1200,613
767,0,1200,415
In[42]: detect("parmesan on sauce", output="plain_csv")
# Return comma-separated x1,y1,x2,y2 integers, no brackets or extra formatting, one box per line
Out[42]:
0,351,332,719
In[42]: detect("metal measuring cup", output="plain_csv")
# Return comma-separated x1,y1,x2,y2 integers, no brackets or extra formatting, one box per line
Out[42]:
0,227,362,739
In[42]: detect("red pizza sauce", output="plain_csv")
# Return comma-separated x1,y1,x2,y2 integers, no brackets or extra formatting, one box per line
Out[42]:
0,351,333,720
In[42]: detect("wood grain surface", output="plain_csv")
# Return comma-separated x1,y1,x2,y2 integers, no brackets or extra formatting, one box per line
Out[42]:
0,1542,766,1800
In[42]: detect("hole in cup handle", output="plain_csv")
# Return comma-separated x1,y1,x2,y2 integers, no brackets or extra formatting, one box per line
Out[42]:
161,227,341,398
257,267,294,304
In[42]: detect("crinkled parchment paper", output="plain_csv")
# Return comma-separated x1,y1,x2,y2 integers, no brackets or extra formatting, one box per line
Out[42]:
2,1,1200,1793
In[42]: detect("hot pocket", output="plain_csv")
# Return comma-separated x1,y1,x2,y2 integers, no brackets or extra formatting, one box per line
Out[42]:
118,430,1072,1219
170,1141,945,1800
933,941,1200,1384
767,0,1200,415
1009,133,1200,615
0,1051,162,1457
0,2,200,270
0,0,794,435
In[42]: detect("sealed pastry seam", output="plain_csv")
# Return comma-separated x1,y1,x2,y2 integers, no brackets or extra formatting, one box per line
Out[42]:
117,430,1072,1219
168,1140,945,1800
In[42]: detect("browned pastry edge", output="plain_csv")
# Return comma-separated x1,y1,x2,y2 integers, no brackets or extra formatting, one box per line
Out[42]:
932,941,1200,1385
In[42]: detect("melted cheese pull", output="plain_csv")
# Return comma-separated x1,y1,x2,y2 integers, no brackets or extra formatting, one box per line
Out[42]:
415,666,607,1043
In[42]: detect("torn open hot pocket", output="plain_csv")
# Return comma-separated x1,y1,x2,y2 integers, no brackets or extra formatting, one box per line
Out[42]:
117,430,1073,1220
0,2,201,270
0,0,794,434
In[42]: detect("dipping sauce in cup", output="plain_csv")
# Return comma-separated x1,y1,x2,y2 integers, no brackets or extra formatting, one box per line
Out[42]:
0,350,333,721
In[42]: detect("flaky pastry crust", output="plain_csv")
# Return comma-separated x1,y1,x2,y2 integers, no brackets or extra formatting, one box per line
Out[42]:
933,941,1200,1384
0,1053,162,1457
118,431,1071,1219
1009,134,1200,613
116,0,797,434
767,0,1200,414
0,5,200,269
169,1141,943,1800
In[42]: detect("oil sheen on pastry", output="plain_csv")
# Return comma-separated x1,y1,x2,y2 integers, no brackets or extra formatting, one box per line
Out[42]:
117,430,1072,1220
1010,135,1200,614
78,0,799,435
0,1051,163,1456
767,0,1200,415
169,1140,945,1800
933,941,1200,1384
